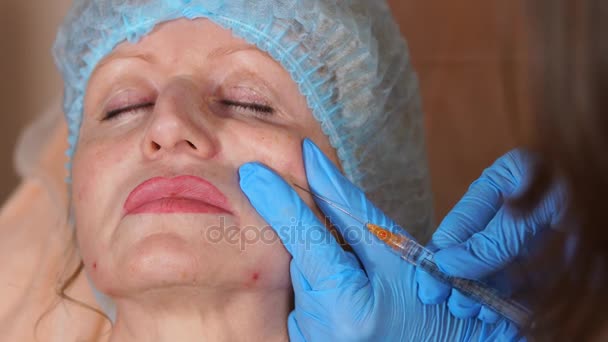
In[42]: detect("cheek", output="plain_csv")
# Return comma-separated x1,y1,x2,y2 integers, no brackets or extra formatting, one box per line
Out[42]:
222,122,337,213
72,132,133,199
71,147,103,258
227,125,307,183
72,143,109,203
71,137,132,247
72,149,98,209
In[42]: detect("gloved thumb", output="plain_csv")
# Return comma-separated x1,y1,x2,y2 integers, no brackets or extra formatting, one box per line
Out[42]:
239,162,365,291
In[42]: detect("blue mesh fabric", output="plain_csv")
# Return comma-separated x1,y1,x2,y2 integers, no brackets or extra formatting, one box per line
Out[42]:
53,0,434,240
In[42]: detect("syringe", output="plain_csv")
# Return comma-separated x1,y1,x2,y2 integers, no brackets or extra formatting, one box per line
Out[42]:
295,184,532,328
365,223,532,328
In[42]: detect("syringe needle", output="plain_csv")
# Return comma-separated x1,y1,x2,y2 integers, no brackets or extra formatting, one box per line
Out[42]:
293,183,367,225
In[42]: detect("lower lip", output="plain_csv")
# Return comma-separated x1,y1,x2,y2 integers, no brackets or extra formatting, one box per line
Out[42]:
126,198,230,215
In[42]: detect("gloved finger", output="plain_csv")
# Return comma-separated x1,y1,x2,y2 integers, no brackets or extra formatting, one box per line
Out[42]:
416,257,510,323
447,289,482,319
301,138,408,274
289,262,329,331
289,257,368,313
239,162,365,290
287,311,307,342
416,156,515,306
444,285,501,323
417,151,536,309
415,178,503,306
415,267,451,304
434,203,554,280
430,150,530,250
478,306,500,324
432,203,553,324
417,270,500,323
476,270,515,324
289,260,371,340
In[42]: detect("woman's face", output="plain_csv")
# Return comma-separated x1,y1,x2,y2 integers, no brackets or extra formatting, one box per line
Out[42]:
71,18,339,297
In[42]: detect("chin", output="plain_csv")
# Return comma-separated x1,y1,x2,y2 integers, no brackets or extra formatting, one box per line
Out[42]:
116,230,248,291
92,215,291,295
123,232,202,283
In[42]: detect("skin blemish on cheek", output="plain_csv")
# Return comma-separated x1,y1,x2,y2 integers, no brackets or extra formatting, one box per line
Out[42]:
92,262,97,270
244,271,261,288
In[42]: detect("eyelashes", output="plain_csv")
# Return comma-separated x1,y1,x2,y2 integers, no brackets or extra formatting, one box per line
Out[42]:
101,99,275,121
103,102,155,121
218,99,274,116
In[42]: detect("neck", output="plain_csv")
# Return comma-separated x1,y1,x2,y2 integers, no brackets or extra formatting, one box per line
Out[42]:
108,286,291,342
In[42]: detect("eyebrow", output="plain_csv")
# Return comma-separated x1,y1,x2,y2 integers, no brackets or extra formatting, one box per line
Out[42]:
93,53,155,72
94,44,269,73
207,45,264,59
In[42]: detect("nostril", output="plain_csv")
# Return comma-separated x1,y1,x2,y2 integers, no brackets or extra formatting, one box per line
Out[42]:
151,141,161,150
187,141,197,150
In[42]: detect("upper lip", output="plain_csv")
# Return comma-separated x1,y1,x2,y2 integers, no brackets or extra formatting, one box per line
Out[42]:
123,175,233,215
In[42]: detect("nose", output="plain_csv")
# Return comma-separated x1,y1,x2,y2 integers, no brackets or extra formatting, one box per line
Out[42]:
142,76,219,161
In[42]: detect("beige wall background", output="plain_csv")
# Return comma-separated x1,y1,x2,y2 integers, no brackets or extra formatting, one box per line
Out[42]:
0,1,526,222
0,0,72,197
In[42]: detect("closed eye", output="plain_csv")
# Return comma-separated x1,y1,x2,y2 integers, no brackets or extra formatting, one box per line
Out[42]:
101,99,275,122
220,99,275,116
102,102,154,121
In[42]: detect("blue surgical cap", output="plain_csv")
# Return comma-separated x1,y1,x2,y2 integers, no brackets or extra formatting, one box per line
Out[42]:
53,0,434,241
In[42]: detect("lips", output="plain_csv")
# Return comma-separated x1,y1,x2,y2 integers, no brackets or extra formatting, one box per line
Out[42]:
123,175,232,215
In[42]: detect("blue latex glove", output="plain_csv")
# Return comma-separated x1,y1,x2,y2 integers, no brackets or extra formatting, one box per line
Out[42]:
239,139,522,341
416,150,564,324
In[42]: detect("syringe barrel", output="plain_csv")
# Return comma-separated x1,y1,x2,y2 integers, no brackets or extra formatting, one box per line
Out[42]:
400,244,531,328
